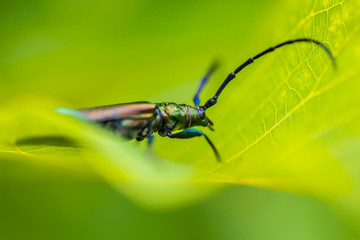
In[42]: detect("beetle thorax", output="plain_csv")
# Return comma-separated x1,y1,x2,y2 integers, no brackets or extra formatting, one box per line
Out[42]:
156,102,211,132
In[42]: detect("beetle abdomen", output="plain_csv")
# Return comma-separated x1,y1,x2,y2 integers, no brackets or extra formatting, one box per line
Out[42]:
77,102,161,140
102,118,154,140
79,102,157,122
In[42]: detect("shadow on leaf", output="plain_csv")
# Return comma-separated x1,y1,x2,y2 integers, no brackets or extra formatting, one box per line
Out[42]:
16,136,80,148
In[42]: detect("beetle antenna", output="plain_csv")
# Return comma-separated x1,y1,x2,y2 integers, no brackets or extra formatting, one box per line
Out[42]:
203,38,336,110
193,60,219,106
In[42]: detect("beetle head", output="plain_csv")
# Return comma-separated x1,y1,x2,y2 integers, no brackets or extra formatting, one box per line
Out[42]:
195,106,214,130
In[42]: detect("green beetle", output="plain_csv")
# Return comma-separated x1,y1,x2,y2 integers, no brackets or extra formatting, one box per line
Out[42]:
57,38,335,162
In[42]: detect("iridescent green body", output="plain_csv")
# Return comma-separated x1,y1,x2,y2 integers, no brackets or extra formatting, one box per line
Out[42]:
156,102,211,134
76,101,213,141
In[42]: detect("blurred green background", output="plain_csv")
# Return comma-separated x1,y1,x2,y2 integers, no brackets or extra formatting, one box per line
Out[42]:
1,0,360,239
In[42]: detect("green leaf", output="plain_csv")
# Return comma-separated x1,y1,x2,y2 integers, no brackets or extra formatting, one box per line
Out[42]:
0,96,227,210
1,0,360,215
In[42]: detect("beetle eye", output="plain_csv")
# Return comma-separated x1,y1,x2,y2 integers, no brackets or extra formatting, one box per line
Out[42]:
196,107,205,119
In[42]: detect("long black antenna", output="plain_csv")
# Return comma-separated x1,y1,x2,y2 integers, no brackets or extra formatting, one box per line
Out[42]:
203,38,336,110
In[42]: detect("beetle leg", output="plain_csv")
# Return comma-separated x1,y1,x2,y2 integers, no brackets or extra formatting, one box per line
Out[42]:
193,61,219,107
167,129,221,162
147,134,155,148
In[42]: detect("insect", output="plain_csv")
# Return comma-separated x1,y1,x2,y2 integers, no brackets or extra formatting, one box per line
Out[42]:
57,38,335,162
